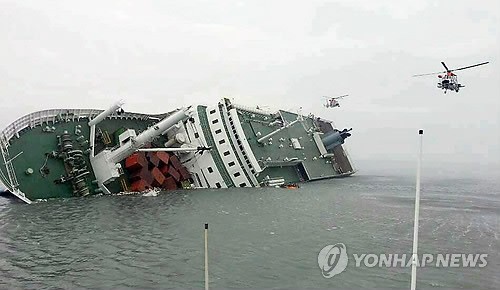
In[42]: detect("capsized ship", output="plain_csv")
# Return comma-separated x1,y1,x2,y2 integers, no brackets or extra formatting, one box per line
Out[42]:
0,98,355,204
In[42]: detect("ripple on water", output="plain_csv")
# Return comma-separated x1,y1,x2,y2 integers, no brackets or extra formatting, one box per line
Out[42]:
0,175,498,289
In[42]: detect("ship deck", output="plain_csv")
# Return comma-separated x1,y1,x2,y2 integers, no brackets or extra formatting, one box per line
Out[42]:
1,110,160,201
236,108,354,183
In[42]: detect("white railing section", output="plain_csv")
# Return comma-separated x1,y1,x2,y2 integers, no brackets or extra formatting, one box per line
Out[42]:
0,108,160,203
0,135,18,187
1,108,155,144
0,135,31,203
231,103,273,116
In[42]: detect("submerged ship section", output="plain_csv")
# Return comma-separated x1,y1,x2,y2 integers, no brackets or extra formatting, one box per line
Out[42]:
0,99,355,203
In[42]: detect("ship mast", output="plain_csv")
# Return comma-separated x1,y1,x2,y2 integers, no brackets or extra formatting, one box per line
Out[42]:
410,129,423,290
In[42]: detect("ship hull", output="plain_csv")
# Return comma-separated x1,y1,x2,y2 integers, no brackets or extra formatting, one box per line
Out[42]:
0,99,355,203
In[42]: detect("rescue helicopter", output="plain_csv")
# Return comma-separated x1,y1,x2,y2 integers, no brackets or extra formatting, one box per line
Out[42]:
413,61,489,93
323,95,348,108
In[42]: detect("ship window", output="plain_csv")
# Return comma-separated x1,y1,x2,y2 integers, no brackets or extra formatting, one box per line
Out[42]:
228,161,235,167
229,117,232,121
239,182,247,187
212,119,219,124
215,129,222,134
251,169,255,174
194,173,202,186
207,167,213,173
194,132,199,138
223,151,230,156
234,172,241,177
215,182,222,188
219,139,226,144
239,145,244,150
210,109,216,114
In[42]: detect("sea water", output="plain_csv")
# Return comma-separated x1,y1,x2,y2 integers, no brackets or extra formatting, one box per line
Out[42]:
0,161,498,289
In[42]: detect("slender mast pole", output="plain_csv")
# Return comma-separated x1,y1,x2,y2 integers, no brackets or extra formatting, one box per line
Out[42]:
204,223,209,290
411,129,423,290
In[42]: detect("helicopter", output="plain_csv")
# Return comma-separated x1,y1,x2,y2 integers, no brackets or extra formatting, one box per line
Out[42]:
323,95,348,108
413,61,489,93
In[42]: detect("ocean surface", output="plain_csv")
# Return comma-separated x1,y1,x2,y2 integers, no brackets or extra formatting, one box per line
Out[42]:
0,162,498,289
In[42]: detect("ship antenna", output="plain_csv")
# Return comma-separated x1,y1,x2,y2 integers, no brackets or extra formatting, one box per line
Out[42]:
410,129,423,290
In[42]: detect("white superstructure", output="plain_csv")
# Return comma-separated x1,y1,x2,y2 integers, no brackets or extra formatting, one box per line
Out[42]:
178,99,263,189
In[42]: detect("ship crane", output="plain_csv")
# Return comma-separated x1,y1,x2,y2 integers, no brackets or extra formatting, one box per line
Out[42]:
88,102,192,192
137,146,212,153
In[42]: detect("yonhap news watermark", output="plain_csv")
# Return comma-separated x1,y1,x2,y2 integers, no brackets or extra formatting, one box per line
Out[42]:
317,243,488,278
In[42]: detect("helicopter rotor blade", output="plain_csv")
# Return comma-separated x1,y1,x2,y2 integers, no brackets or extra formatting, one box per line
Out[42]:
412,71,445,77
323,94,349,99
450,61,489,72
441,62,451,72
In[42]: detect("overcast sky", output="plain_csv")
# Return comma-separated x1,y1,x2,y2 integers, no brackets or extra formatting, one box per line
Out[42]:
1,0,498,172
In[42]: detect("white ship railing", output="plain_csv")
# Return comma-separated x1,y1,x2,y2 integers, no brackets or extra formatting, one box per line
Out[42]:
0,108,157,145
0,108,159,204
0,135,17,186
231,103,273,116
0,135,31,203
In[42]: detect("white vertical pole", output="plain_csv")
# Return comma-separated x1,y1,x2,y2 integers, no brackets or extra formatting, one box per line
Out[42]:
410,129,423,290
204,223,209,290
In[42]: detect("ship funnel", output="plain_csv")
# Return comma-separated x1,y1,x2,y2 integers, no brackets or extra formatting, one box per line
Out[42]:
321,128,352,150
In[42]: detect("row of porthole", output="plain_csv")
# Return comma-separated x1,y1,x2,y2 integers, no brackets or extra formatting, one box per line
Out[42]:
191,111,227,189
213,181,246,188
216,105,251,178
209,107,244,185
228,115,255,175
214,181,245,187
207,165,242,179
213,105,253,187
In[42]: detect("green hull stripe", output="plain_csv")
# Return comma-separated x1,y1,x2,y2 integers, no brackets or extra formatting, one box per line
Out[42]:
197,106,234,188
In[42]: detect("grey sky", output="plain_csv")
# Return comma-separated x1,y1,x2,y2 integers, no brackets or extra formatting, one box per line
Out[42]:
1,0,498,170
